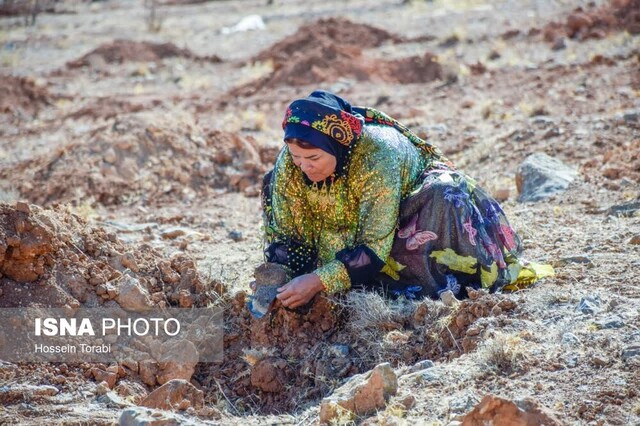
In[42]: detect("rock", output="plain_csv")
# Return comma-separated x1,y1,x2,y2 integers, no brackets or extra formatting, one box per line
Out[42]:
462,395,562,425
119,407,195,426
328,344,350,358
319,363,398,423
97,391,133,408
529,116,554,126
140,379,204,411
591,354,610,367
606,201,640,217
0,384,59,404
116,275,153,312
594,315,624,330
621,345,640,361
92,368,118,389
516,153,578,202
115,380,148,404
622,110,639,123
576,296,601,315
250,357,289,393
449,393,480,416
555,255,594,268
628,235,640,245
139,360,158,387
161,228,186,240
409,359,435,373
542,127,562,139
16,201,31,214
551,36,566,50
400,394,416,410
228,230,243,241
561,332,581,346
401,367,443,385
156,339,199,385
440,290,459,307
566,12,593,37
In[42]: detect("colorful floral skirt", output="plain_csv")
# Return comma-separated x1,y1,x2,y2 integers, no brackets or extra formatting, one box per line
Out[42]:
378,169,553,300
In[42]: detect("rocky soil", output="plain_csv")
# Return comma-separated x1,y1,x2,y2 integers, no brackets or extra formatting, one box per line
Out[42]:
0,0,639,425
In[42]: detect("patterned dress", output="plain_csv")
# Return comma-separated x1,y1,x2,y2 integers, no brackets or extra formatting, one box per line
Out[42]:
262,109,552,299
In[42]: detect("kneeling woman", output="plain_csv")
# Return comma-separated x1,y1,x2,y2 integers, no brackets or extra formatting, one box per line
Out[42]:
261,90,552,309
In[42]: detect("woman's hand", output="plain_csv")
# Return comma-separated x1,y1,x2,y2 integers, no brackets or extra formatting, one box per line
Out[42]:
276,273,324,309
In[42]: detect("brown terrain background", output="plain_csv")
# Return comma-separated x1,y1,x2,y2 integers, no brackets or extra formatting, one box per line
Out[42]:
0,0,639,424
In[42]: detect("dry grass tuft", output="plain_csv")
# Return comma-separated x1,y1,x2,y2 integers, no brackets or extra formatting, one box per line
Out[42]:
477,332,530,374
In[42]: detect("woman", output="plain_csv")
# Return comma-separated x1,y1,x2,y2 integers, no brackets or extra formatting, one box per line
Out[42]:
260,90,552,310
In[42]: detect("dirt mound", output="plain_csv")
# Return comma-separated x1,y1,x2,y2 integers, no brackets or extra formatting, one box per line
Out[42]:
66,39,221,69
542,0,640,45
253,17,404,65
231,17,442,95
196,287,518,414
0,74,51,118
0,202,216,309
1,112,271,206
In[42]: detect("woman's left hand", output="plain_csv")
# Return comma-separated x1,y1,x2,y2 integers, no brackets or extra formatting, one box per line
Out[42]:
276,273,324,309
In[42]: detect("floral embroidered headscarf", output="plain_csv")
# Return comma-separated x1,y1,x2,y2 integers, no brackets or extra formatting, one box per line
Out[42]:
283,90,364,158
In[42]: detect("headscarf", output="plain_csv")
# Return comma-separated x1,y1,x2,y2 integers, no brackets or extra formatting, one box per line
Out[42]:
282,90,364,180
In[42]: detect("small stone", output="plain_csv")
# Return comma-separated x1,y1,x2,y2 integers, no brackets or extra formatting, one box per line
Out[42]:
328,344,350,358
576,296,601,315
551,37,566,50
96,391,132,409
542,127,562,139
410,359,435,373
606,201,640,218
92,368,117,389
621,345,640,361
228,230,243,241
401,394,416,410
161,228,186,240
622,110,639,123
94,381,110,396
440,290,459,307
52,375,66,385
16,201,31,214
628,235,640,245
556,255,594,268
119,407,190,426
594,315,624,330
463,395,562,425
591,354,610,367
140,379,204,411
530,116,554,126
561,332,581,346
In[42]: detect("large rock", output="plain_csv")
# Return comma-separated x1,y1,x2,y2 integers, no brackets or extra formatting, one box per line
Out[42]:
515,153,578,202
119,407,193,426
319,362,398,424
116,275,153,312
462,394,562,425
140,379,204,411
156,340,199,385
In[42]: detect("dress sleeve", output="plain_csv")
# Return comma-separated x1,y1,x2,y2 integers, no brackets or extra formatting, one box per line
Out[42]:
314,146,403,293
263,150,317,277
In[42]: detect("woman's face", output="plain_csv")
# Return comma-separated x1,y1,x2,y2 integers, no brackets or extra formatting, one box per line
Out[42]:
287,142,337,182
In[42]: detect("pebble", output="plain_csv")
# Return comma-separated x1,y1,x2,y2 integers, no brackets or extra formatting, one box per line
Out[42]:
561,332,581,346
410,359,435,373
628,235,640,245
622,110,639,123
530,116,555,126
594,315,624,330
591,354,610,367
621,345,640,361
557,255,594,267
576,296,601,315
328,344,350,358
228,230,243,242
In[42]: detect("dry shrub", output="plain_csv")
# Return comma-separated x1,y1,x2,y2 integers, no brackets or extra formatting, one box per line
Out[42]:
477,332,530,374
